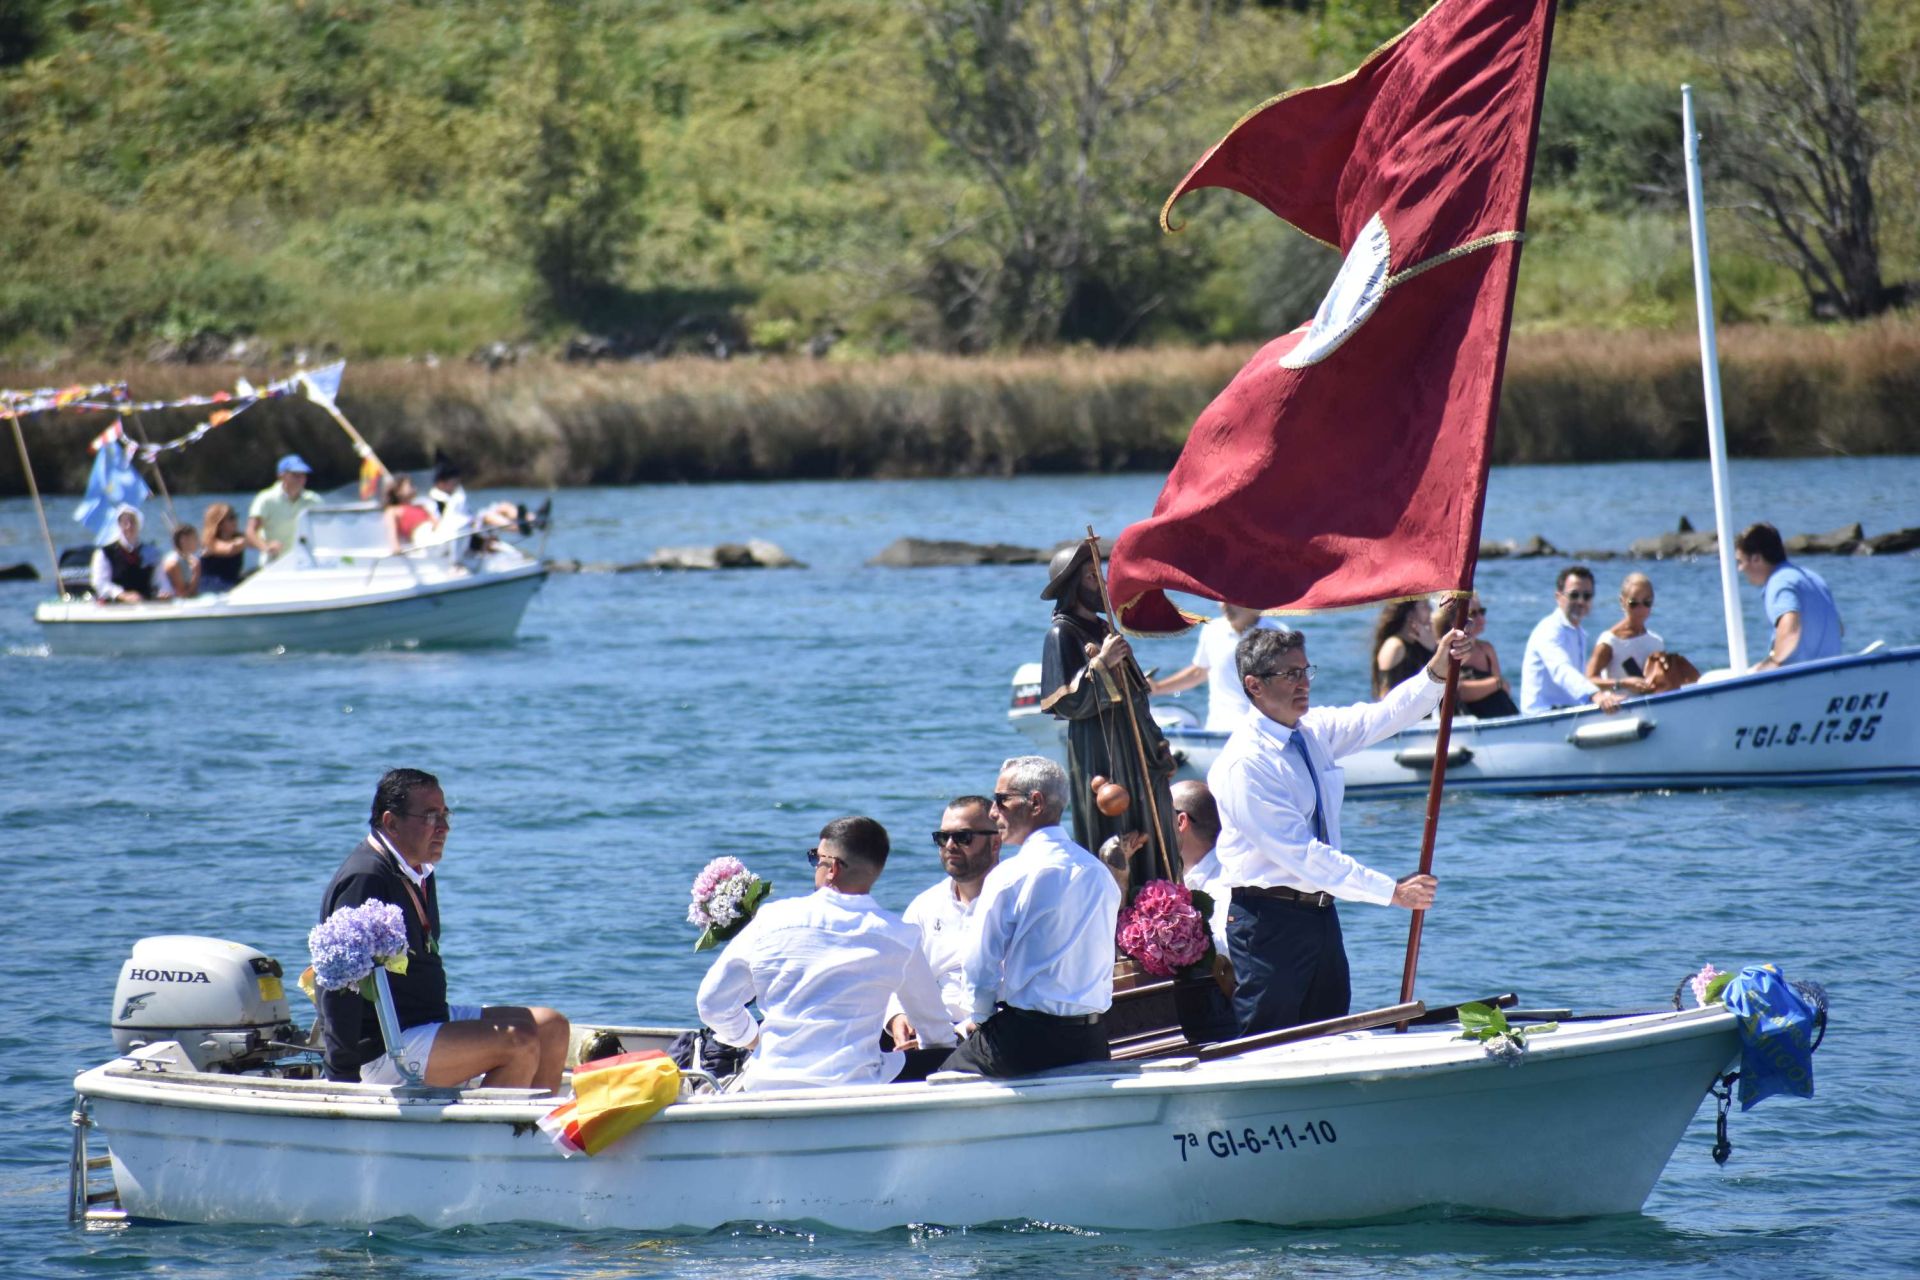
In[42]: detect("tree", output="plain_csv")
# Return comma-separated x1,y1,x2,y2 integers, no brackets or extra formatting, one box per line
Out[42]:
912,0,1213,350
1703,0,1890,318
502,0,647,318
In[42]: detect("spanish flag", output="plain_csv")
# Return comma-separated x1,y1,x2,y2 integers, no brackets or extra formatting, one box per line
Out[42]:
537,1050,681,1157
358,452,387,500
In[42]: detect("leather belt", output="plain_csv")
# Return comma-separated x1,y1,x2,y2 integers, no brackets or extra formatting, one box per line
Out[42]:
998,1003,1103,1025
1234,884,1336,909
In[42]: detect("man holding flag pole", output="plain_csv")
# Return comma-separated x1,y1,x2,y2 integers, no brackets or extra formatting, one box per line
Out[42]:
1105,0,1561,1020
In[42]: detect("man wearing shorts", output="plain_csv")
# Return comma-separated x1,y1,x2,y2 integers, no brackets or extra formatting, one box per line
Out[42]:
316,768,570,1091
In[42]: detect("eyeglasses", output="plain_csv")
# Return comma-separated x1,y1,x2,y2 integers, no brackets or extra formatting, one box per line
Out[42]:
1562,590,1594,601
1468,606,1487,618
1624,598,1653,608
806,847,843,869
932,829,996,848
990,791,1025,807
398,808,453,828
1256,665,1316,683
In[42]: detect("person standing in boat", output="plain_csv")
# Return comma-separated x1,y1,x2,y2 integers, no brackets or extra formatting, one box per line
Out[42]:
1735,522,1845,669
1587,572,1661,694
944,755,1121,1077
1210,625,1468,1037
88,504,159,604
317,768,571,1091
197,502,248,592
246,454,321,563
1519,566,1625,715
1148,603,1279,730
696,816,955,1090
1037,542,1179,889
884,795,1002,1051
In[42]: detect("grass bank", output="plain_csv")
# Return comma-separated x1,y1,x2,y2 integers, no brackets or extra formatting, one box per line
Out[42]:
6,322,1917,497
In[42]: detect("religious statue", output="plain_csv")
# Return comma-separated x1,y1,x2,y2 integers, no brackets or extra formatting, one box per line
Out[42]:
1038,541,1179,892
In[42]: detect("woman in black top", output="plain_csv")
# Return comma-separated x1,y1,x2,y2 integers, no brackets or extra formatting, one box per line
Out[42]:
199,502,247,592
1371,598,1435,697
1451,593,1520,718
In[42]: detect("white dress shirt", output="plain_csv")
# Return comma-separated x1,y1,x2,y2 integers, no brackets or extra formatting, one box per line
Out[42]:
963,825,1121,1022
1520,609,1598,713
696,887,955,1092
1192,615,1279,731
1208,670,1445,905
1181,849,1231,952
884,878,979,1032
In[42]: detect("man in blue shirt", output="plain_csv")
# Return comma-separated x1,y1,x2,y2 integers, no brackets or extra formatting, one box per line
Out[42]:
1519,566,1625,715
1735,523,1844,669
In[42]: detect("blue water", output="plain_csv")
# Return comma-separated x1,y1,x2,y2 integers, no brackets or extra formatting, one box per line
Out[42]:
1,457,1917,1278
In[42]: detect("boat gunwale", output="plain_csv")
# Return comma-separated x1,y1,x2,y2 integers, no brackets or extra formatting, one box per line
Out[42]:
74,1006,1736,1126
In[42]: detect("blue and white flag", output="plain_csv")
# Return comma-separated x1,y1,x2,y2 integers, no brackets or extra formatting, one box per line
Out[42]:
74,439,150,541
1722,962,1823,1111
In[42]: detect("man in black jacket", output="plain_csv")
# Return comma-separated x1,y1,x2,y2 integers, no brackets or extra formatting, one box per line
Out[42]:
318,768,569,1090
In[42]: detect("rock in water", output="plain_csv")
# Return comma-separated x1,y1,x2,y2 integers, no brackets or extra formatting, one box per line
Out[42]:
867,538,1048,568
642,542,803,571
0,562,40,581
1785,524,1863,556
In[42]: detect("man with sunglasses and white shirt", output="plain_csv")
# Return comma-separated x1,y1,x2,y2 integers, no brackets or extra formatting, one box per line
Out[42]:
884,795,1002,1051
1211,626,1469,1037
1520,566,1626,715
317,768,571,1091
697,816,955,1091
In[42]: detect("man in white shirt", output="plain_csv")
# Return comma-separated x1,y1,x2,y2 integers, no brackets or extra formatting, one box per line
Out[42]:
1210,625,1467,1036
885,795,1002,1050
943,755,1121,1077
696,816,955,1092
1519,566,1625,715
1171,779,1237,1042
1150,604,1278,731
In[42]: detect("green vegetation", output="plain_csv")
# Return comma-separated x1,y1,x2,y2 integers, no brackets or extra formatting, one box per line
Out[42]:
0,0,1913,365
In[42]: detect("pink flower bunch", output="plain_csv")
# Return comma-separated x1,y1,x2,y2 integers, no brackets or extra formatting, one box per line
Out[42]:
688,856,754,930
1116,879,1211,978
1689,963,1725,1007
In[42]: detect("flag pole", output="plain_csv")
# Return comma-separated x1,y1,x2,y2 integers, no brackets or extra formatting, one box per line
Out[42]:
5,408,67,600
1083,526,1177,885
121,402,181,531
1396,592,1467,1024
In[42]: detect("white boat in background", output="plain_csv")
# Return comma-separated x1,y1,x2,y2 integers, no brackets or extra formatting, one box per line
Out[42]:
34,504,546,656
1009,644,1920,798
73,1000,1740,1231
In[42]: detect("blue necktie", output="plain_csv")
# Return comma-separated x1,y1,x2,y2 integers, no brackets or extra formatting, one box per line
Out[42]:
1287,729,1329,845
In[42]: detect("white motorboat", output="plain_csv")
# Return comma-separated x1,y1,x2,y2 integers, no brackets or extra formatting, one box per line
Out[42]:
34,504,546,656
70,934,1744,1231
1008,644,1920,798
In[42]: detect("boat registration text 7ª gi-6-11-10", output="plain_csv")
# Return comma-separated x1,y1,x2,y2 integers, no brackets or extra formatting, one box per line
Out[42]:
1172,1120,1339,1163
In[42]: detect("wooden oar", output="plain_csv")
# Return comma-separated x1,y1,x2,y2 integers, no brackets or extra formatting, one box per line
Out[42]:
1197,1000,1425,1061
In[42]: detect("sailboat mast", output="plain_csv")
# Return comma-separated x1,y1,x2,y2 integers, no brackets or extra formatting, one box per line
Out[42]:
1681,84,1749,671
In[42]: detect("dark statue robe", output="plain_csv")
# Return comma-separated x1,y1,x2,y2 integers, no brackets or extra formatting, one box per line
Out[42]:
1040,608,1180,892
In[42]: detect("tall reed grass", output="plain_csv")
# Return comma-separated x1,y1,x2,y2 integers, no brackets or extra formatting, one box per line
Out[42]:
5,321,1916,497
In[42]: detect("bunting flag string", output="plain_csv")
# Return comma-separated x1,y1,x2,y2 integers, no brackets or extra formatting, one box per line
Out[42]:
1,380,129,416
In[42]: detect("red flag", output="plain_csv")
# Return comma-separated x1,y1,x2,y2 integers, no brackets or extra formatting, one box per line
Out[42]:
1110,0,1557,633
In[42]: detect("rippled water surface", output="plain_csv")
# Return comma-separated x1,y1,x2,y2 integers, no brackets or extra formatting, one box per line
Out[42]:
2,457,1916,1279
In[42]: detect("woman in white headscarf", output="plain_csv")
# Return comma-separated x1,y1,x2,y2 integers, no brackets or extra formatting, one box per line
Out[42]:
90,504,158,604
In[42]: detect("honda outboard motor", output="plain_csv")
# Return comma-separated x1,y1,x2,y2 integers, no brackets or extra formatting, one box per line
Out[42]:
110,936,302,1072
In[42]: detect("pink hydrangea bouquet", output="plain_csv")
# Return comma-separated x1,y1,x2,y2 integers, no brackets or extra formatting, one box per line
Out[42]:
688,857,771,952
1116,879,1214,978
1689,963,1732,1007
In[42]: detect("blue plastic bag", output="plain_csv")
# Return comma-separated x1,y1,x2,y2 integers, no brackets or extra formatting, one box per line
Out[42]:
1721,963,1821,1111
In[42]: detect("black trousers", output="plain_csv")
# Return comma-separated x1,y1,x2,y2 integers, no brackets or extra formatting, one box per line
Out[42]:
1225,891,1349,1037
939,1005,1109,1078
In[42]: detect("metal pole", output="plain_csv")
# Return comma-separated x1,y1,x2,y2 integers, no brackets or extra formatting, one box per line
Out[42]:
6,410,69,600
1682,84,1749,671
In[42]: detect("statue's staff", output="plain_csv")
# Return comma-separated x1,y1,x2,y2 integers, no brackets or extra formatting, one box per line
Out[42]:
1082,526,1176,885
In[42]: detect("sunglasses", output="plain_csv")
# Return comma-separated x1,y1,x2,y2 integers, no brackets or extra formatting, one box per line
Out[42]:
932,829,996,848
990,791,1025,807
1468,606,1487,618
1562,590,1594,601
806,847,842,869
1624,598,1654,608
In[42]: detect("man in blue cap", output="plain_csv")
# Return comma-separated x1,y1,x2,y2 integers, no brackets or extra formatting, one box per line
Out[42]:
246,453,322,563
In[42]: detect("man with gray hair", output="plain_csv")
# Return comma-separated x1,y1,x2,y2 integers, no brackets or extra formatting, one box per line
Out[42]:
1210,622,1470,1036
943,755,1122,1077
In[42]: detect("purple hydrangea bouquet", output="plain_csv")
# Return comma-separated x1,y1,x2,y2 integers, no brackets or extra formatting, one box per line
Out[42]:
303,899,411,1001
688,857,771,952
1116,880,1215,978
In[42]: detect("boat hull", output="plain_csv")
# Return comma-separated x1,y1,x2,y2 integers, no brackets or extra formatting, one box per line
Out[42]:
1012,647,1920,798
33,566,545,656
77,1009,1736,1231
